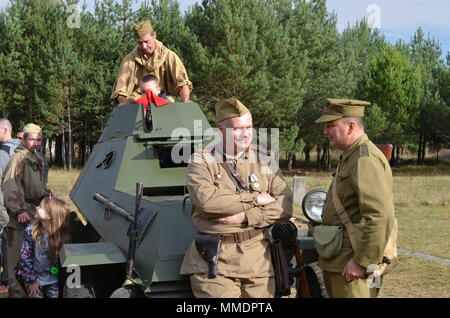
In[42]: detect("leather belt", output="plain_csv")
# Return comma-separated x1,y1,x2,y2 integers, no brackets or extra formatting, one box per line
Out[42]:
199,229,264,244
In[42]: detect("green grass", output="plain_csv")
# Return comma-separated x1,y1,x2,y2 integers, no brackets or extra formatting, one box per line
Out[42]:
50,167,450,297
379,254,450,298
47,168,83,218
286,170,450,298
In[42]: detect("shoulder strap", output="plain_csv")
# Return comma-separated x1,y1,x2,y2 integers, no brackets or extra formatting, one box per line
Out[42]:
0,144,11,154
331,163,358,251
219,162,249,192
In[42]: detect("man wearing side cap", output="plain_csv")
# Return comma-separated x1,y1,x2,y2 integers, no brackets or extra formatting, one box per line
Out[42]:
314,99,395,298
111,20,193,105
2,123,50,297
180,97,292,297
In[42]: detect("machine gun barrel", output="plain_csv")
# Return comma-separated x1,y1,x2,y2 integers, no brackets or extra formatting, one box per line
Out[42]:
93,192,134,223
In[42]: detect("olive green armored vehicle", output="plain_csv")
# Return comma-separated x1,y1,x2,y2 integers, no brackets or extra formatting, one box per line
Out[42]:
63,101,215,297
63,101,323,298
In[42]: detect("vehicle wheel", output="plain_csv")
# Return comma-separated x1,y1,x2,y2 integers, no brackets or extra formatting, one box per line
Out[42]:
110,285,145,298
63,282,96,298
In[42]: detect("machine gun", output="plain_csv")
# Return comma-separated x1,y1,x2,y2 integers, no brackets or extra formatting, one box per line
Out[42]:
272,221,323,298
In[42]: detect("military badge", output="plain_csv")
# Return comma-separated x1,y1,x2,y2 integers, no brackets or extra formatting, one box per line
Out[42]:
249,173,260,189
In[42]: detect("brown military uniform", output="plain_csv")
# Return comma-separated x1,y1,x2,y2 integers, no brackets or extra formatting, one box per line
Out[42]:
180,147,293,297
320,134,395,297
2,145,49,297
110,40,192,104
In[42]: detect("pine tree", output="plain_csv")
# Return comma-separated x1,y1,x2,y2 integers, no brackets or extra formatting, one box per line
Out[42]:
358,44,423,165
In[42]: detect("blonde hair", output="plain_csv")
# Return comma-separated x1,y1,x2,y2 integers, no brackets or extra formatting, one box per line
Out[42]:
32,195,70,261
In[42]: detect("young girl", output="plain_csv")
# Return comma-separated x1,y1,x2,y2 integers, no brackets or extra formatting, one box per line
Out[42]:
15,194,70,298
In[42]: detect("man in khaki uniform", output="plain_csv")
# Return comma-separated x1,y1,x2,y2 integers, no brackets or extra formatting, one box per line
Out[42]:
111,20,193,105
180,97,293,298
2,123,50,297
314,99,395,298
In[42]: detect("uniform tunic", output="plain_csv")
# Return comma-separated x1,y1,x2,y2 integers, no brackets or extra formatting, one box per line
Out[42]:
2,145,49,297
110,40,192,104
320,134,395,274
2,145,49,230
180,147,293,279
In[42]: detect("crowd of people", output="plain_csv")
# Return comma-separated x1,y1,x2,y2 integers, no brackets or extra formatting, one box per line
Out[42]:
0,18,396,299
0,121,70,298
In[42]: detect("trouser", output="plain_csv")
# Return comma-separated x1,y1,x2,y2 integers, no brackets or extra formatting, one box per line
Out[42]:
30,283,59,298
322,271,380,298
6,227,27,298
0,191,9,230
0,229,8,284
190,273,275,298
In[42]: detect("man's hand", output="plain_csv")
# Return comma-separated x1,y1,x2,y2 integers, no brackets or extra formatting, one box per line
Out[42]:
17,212,31,223
117,96,128,105
255,193,276,206
179,85,192,103
215,212,247,225
341,258,366,282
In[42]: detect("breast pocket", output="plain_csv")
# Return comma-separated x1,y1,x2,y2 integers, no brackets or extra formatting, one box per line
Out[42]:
336,170,352,200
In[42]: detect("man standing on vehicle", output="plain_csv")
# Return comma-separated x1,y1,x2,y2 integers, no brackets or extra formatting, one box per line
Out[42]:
111,20,193,105
180,97,292,297
2,123,50,297
314,99,395,298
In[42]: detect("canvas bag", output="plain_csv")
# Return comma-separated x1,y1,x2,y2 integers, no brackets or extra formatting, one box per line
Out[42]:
312,225,343,259
332,163,398,275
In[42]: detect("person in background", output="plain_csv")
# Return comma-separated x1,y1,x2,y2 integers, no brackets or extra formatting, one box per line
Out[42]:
2,123,50,297
16,128,24,142
0,119,21,296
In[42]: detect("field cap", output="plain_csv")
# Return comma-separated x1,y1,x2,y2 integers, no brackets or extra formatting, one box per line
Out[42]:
133,20,153,38
315,98,371,123
23,123,42,134
215,97,249,122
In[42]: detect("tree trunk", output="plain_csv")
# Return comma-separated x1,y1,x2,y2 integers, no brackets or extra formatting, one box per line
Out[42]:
78,139,85,167
417,132,422,165
62,128,67,170
325,145,331,170
304,147,311,162
390,145,394,166
48,137,53,167
67,106,73,170
287,152,293,170
421,140,426,164
54,134,64,168
316,145,321,171
396,144,400,165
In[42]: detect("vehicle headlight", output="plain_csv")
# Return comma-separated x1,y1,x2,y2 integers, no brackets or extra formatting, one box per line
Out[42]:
302,189,327,225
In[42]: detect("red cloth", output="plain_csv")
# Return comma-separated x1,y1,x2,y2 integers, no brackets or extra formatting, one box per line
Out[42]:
134,90,170,112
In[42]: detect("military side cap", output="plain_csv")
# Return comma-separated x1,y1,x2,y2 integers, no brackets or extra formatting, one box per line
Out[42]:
315,98,371,123
133,20,153,38
23,123,42,134
215,97,249,122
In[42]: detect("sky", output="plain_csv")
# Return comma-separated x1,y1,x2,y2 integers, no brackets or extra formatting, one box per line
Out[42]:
1,0,449,59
